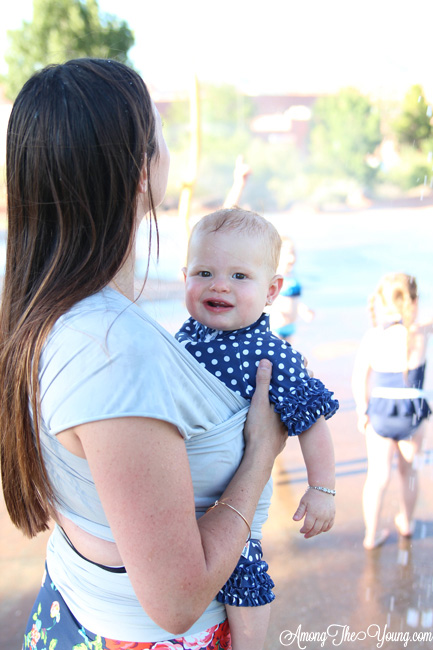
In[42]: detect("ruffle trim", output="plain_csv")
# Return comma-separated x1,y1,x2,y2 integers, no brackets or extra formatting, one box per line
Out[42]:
216,558,275,607
272,377,339,436
368,397,431,420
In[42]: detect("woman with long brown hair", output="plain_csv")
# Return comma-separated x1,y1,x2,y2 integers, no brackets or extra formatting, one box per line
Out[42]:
352,273,432,550
0,59,287,649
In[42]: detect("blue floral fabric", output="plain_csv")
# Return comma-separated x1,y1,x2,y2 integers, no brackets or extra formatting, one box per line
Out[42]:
24,566,231,649
176,313,339,437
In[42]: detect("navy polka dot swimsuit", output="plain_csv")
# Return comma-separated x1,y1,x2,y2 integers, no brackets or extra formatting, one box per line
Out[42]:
176,313,338,436
176,313,339,607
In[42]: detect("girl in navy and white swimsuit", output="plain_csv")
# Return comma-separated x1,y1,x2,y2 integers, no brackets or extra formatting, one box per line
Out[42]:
352,273,432,550
367,362,431,441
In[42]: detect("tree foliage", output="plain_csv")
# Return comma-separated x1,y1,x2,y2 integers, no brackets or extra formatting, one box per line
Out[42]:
309,88,382,189
3,0,134,100
392,84,432,151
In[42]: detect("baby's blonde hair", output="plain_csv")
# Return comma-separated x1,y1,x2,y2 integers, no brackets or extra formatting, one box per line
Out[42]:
369,273,418,328
189,207,282,273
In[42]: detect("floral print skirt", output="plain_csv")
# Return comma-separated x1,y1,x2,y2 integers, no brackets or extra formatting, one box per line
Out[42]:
23,565,231,650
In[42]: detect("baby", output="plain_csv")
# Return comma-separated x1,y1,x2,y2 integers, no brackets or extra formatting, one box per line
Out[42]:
176,208,338,650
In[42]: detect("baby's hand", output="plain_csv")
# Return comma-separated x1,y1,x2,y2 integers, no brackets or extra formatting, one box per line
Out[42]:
292,487,335,538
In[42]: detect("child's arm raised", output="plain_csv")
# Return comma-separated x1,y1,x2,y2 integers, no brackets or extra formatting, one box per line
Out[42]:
292,417,336,538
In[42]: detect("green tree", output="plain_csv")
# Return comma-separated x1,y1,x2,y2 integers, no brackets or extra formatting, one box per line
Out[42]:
378,85,433,192
392,84,433,151
392,84,432,151
3,0,134,100
309,87,382,192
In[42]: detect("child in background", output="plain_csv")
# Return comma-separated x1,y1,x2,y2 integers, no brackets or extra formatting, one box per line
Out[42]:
352,273,432,550
176,208,338,650
223,155,252,209
270,236,314,343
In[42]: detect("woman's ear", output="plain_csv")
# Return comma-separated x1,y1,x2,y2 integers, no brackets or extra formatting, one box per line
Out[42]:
138,159,148,194
266,275,283,305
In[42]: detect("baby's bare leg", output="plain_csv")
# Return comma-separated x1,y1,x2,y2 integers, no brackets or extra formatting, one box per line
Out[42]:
226,602,271,650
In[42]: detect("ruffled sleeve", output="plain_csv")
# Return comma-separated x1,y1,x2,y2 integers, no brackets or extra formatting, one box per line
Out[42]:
268,344,339,436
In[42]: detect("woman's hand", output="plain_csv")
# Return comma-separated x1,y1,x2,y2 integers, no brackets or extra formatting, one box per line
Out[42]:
243,359,287,465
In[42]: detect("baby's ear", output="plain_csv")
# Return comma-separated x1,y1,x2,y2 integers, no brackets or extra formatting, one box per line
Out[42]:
181,267,187,281
267,275,283,305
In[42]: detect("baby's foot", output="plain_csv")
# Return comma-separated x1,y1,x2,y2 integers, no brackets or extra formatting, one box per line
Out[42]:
395,513,415,538
363,529,390,550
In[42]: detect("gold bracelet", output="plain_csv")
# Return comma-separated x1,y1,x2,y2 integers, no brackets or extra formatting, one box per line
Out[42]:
207,499,252,541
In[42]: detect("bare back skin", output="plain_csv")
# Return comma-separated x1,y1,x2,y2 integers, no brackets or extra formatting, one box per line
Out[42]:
365,321,432,373
55,426,124,567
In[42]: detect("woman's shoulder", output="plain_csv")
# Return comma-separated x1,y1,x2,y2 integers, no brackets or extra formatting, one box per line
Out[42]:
40,288,245,439
53,288,171,351
42,289,185,388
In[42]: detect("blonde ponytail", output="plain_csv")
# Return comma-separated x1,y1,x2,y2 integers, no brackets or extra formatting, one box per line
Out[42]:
370,273,418,378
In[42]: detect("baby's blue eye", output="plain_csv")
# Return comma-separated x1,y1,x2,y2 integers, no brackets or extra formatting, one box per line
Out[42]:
198,270,211,277
233,273,246,280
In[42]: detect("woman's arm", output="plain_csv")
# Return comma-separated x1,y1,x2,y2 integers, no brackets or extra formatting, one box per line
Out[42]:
75,359,286,635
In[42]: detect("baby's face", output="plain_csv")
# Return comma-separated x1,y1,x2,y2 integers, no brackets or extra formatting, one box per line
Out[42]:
183,229,281,331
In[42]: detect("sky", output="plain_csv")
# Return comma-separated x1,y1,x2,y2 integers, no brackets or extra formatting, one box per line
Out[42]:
0,0,433,100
